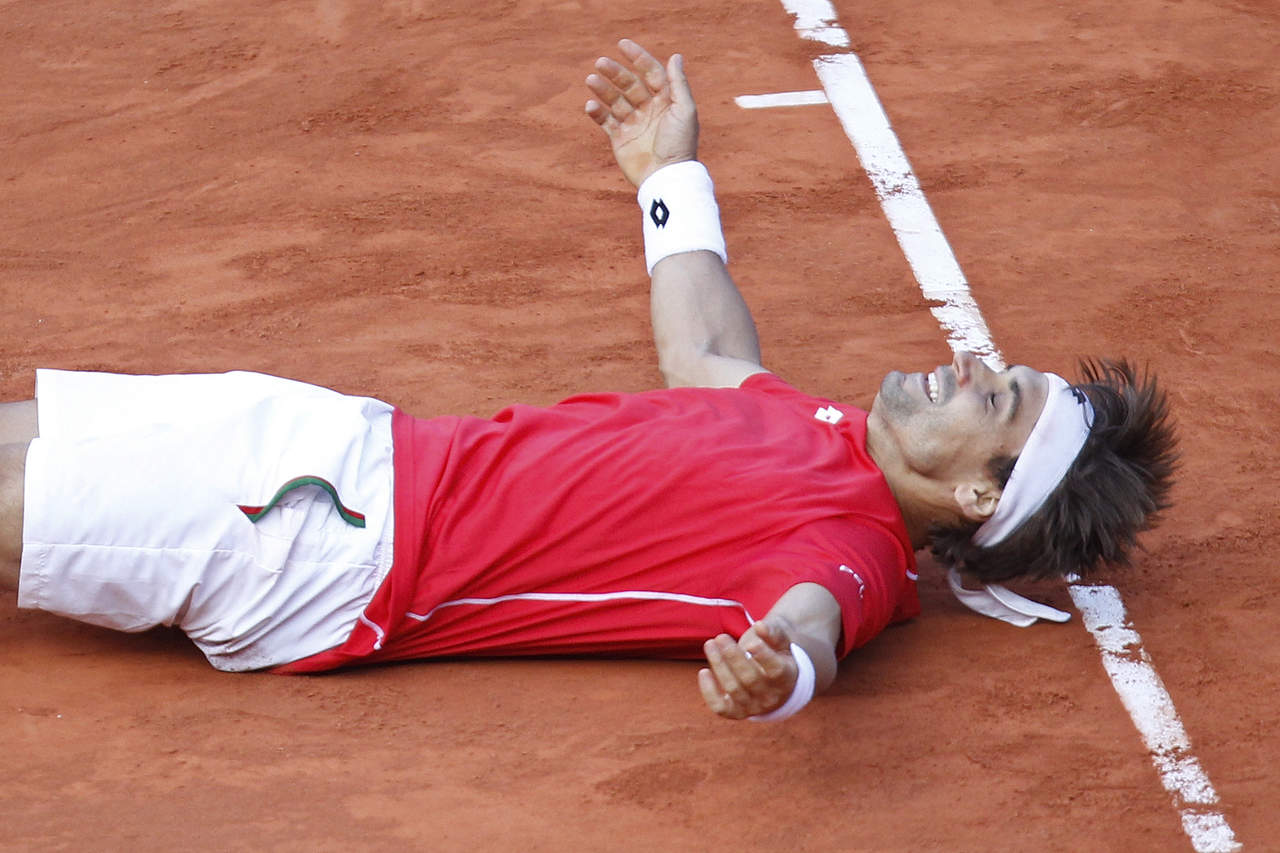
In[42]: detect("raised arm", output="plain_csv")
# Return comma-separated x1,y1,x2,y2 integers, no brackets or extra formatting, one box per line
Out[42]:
586,40,767,389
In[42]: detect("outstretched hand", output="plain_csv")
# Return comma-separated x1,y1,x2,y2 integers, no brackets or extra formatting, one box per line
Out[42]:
585,38,699,188
698,617,800,720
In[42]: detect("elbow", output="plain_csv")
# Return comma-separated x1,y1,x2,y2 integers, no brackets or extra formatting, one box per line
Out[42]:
657,358,697,389
654,340,712,389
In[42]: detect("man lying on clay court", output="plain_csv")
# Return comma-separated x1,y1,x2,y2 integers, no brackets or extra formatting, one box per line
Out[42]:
0,40,1176,721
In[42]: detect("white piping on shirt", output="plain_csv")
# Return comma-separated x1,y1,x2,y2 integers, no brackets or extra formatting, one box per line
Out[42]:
358,613,387,650
406,590,759,626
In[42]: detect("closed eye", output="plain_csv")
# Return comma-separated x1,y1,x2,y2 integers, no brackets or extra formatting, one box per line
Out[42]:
1006,378,1022,424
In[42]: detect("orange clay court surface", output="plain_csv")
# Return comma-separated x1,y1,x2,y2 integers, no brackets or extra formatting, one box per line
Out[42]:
1,0,1277,850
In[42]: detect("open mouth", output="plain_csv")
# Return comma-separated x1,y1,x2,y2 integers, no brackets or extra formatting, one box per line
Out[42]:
926,370,939,403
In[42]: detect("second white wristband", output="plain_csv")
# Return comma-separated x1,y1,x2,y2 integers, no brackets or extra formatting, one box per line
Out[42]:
749,642,817,723
636,160,728,275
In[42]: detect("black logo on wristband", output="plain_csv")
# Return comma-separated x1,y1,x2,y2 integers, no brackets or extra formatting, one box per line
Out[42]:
649,199,670,228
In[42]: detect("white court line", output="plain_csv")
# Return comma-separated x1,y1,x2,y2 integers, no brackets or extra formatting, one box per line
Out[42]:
734,90,829,109
778,0,849,46
1071,586,1242,851
765,2,1242,850
812,52,1002,366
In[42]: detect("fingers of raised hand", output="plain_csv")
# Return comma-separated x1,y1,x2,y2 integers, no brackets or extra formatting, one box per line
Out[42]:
589,57,655,121
584,94,617,129
664,53,693,106
616,38,668,92
584,73,624,125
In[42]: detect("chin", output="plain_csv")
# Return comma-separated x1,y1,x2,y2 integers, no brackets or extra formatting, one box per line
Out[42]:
875,372,916,418
875,371,902,401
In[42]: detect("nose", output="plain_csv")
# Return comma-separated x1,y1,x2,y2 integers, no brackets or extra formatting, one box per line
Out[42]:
951,351,989,386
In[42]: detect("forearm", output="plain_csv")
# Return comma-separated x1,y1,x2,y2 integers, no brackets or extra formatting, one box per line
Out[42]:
638,162,764,388
650,250,761,387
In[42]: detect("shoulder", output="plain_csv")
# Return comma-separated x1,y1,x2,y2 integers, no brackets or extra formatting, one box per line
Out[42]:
738,372,863,420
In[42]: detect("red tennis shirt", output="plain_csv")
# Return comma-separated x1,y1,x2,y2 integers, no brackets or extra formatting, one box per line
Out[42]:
284,373,919,671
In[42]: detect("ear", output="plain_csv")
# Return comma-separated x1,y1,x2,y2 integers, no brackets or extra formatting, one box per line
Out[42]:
953,481,1001,524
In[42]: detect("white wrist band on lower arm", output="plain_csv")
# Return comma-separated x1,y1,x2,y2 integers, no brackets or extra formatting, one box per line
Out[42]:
749,643,817,722
636,160,728,275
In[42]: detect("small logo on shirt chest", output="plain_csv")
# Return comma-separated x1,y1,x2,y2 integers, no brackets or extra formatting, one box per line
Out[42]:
814,405,844,425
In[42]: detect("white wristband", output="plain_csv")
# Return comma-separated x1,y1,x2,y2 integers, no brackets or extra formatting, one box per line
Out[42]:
749,643,817,722
636,160,728,275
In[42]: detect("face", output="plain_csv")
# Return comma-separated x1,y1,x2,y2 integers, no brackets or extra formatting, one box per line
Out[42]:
868,351,1050,488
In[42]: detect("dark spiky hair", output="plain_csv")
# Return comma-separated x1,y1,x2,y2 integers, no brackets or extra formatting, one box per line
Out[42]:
929,358,1178,583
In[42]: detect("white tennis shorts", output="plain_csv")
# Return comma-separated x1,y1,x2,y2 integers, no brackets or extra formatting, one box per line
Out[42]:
19,369,395,671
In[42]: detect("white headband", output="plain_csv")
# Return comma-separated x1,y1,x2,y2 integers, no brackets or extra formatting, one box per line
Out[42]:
972,372,1094,547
